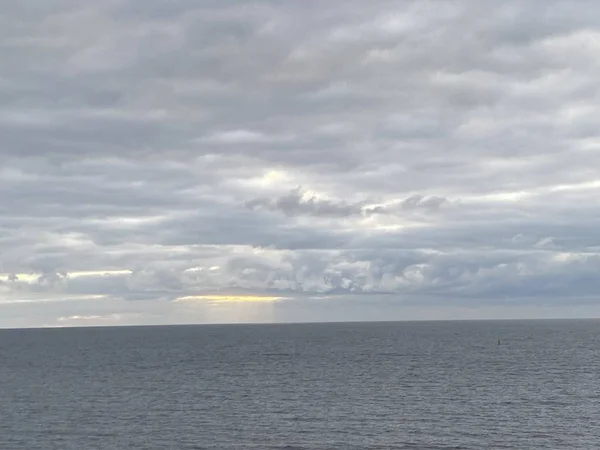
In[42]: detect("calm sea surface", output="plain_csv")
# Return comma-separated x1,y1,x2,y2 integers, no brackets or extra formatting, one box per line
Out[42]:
1,320,600,449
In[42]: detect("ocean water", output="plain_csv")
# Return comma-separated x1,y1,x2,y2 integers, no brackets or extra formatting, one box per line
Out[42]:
1,320,600,449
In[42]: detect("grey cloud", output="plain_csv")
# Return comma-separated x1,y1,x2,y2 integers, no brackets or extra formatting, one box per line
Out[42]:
2,0,600,326
245,187,366,218
8,245,597,302
400,195,448,211
246,188,450,218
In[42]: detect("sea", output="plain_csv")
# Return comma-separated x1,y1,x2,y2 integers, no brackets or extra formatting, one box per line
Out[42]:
1,320,599,449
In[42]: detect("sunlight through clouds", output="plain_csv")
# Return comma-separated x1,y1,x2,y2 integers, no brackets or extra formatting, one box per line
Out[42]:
174,295,286,304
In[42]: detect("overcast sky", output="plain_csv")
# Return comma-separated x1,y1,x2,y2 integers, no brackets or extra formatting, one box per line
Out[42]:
2,0,600,328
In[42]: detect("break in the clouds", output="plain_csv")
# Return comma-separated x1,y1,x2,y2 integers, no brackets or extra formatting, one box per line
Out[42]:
2,0,600,327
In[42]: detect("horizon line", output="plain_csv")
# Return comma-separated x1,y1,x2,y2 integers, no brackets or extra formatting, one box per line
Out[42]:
2,316,599,331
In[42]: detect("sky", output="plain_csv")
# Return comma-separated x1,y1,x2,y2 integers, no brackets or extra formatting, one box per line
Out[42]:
2,0,600,328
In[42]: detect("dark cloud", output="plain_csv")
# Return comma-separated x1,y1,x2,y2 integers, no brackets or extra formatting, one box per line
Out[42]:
246,187,366,217
245,188,450,218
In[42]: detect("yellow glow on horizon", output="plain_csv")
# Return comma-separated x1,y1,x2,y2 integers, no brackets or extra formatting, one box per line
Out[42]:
174,295,285,304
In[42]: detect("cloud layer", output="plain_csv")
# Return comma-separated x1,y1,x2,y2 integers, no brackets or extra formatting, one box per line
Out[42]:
2,0,600,327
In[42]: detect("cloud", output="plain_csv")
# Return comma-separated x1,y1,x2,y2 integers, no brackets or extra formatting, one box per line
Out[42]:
2,0,600,326
245,188,450,218
245,187,367,218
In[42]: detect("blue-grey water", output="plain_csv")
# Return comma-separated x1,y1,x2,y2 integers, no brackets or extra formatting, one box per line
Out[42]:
1,320,600,449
